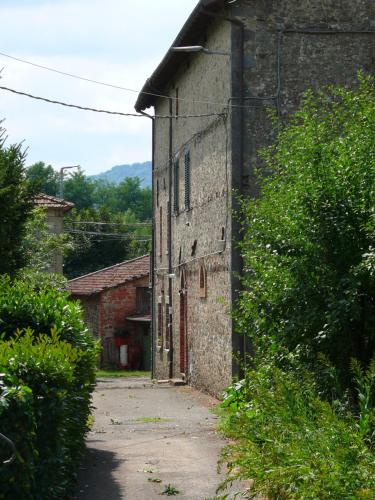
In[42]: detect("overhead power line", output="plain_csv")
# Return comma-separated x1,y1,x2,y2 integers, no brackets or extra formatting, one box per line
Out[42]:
70,221,152,226
0,85,225,119
0,50,246,109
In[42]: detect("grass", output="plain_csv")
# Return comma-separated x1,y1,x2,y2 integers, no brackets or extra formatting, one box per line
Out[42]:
135,416,172,423
96,369,150,378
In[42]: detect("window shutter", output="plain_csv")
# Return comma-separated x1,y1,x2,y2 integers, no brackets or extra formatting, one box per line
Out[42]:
184,150,191,209
173,160,179,213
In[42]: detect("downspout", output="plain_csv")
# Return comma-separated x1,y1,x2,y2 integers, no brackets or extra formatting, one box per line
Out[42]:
140,110,155,379
201,5,246,376
168,98,174,380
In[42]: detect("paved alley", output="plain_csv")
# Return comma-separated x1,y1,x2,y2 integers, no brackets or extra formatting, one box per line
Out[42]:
74,377,243,500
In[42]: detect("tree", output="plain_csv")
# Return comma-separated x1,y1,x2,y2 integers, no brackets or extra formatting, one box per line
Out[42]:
237,75,375,391
63,169,94,210
26,161,59,196
19,207,72,273
0,127,35,274
64,207,151,279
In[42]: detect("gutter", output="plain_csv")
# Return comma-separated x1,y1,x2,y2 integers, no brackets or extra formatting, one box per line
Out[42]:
168,98,174,380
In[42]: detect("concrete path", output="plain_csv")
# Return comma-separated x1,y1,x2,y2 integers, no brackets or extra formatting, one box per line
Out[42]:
74,377,243,500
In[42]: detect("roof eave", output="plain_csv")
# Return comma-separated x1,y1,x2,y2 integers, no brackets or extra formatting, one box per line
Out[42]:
135,0,223,112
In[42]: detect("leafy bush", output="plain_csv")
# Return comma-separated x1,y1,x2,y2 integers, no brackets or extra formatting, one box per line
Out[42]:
219,362,375,499
0,331,97,499
219,76,375,498
0,277,99,498
0,382,37,498
237,75,375,391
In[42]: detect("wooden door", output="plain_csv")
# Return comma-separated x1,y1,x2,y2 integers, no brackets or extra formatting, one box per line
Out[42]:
179,271,188,377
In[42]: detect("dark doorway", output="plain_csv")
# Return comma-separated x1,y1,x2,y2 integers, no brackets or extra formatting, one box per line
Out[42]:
179,271,188,377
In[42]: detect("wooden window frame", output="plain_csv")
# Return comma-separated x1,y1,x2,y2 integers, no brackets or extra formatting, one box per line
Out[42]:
184,150,191,210
199,264,207,299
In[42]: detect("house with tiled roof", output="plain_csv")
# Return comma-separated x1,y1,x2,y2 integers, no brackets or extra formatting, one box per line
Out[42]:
68,255,151,369
34,193,74,273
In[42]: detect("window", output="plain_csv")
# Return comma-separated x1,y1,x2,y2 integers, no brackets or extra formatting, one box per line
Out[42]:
175,88,179,118
159,206,163,258
157,300,163,348
136,287,151,315
184,150,191,210
199,265,207,299
165,297,170,350
173,159,179,214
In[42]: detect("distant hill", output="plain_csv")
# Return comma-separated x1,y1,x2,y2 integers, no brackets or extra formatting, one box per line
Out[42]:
90,161,151,187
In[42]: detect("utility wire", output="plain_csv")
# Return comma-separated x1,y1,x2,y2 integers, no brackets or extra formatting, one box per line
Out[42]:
70,221,152,226
0,50,247,108
0,85,224,119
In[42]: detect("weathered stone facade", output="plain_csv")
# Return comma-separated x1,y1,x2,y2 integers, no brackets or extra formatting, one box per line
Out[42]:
136,0,374,396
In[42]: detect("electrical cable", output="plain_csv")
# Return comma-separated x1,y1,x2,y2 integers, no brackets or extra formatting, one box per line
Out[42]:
0,85,225,119
70,221,152,226
0,50,283,110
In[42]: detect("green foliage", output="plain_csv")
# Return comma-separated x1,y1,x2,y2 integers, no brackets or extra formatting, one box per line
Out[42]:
219,76,375,498
0,382,37,498
26,161,59,196
19,207,73,273
0,277,99,498
0,331,96,499
0,275,95,350
237,75,375,390
0,126,35,275
219,363,375,499
64,206,151,279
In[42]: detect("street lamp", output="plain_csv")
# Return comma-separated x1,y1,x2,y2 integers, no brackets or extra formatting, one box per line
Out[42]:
59,165,79,199
171,45,230,56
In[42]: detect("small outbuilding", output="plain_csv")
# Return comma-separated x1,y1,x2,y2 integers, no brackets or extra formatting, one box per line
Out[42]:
34,193,74,273
68,255,151,369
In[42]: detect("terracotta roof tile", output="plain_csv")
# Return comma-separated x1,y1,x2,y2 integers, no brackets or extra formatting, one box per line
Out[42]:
34,193,74,212
68,255,150,296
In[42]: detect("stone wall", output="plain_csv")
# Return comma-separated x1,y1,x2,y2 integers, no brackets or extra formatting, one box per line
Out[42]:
151,0,374,396
153,19,234,394
232,0,375,194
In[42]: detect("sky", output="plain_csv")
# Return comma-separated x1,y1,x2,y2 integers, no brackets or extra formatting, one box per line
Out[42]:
0,0,198,175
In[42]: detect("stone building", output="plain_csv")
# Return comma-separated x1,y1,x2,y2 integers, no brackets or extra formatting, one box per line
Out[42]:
68,255,151,369
34,193,74,273
135,0,374,396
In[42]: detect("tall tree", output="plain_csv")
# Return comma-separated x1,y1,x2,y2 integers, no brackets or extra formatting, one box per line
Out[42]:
63,169,94,210
26,161,59,196
0,128,35,274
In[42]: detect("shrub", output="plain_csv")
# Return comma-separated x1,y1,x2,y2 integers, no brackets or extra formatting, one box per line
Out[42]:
0,276,99,498
219,362,375,499
237,75,375,391
0,331,96,499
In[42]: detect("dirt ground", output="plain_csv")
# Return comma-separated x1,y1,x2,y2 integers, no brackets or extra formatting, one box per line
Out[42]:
74,377,244,500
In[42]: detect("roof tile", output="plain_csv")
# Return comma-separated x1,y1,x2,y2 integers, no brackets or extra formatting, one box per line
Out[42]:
68,255,150,296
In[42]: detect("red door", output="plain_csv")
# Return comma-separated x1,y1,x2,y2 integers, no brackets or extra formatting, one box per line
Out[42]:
179,271,188,377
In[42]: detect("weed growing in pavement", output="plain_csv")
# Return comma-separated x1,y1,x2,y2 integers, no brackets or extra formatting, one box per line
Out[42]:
162,484,180,496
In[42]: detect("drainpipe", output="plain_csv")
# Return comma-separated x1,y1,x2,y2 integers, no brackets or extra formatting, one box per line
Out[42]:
139,110,155,379
201,5,246,377
168,98,174,380
151,117,155,379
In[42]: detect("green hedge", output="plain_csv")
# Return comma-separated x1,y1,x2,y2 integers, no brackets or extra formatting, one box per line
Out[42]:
0,276,99,499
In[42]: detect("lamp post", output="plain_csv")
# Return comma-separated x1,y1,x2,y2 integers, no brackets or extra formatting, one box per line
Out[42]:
59,165,79,199
171,45,230,56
